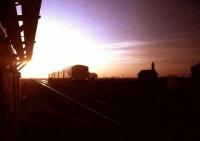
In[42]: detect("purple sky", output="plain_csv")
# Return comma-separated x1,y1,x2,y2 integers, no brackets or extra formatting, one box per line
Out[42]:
35,0,200,77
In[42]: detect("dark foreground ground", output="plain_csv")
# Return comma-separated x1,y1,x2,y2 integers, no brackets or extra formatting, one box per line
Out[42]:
18,77,200,141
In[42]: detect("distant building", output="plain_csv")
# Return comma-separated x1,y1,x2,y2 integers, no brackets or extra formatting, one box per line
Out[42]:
191,62,200,79
138,62,158,80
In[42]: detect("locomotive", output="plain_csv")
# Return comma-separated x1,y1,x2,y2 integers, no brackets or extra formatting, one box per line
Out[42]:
89,72,98,80
48,65,92,80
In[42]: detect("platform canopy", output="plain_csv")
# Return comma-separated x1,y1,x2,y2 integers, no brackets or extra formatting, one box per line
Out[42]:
0,0,42,70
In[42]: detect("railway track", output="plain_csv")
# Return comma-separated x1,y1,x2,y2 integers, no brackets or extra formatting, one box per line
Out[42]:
45,79,141,129
38,79,153,134
39,79,140,126
27,78,191,141
35,79,133,131
19,79,134,141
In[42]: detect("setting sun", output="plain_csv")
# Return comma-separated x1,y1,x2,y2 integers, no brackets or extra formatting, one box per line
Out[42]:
21,19,115,78
21,0,200,78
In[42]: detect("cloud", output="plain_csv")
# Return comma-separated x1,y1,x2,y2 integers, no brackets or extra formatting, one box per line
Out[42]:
95,33,200,76
98,31,200,53
97,40,152,49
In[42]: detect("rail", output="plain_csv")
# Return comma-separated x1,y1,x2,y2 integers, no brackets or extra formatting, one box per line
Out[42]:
34,79,133,132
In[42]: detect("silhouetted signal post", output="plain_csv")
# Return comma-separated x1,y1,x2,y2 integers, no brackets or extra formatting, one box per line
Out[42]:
0,0,41,140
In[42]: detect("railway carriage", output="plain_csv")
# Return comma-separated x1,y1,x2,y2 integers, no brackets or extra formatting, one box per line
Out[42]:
49,65,89,80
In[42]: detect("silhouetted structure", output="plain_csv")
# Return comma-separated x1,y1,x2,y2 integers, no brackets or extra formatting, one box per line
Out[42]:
191,62,200,80
0,0,42,139
49,65,89,80
49,65,99,81
138,62,158,80
89,72,98,79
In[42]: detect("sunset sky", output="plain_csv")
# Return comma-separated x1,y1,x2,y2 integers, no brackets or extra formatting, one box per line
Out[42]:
21,0,200,78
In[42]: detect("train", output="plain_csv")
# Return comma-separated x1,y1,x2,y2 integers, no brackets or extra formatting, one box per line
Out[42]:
48,65,98,80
